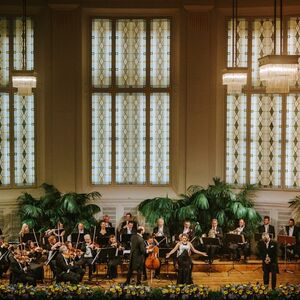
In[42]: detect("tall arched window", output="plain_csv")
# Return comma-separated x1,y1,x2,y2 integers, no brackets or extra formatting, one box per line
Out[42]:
91,18,171,185
0,17,35,187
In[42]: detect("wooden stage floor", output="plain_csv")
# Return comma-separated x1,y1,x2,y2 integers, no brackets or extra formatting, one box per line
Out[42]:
41,258,300,290
1,259,299,290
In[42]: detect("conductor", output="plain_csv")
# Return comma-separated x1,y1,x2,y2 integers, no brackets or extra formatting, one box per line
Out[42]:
124,226,151,285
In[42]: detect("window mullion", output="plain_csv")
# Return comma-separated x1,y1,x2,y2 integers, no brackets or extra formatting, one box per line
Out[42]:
9,17,15,188
145,19,151,185
111,19,116,185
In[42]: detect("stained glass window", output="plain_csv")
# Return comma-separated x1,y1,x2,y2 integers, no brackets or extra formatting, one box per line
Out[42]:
0,17,35,187
91,18,171,185
0,18,9,87
0,93,10,185
91,93,112,185
115,93,146,184
287,17,300,87
14,95,35,186
92,19,112,88
150,19,170,87
13,18,34,70
285,95,300,188
227,19,248,68
116,20,146,88
250,95,282,187
226,94,247,185
150,93,170,184
225,16,300,189
252,18,280,87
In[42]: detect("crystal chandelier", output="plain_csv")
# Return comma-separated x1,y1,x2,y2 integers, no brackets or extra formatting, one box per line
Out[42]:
222,0,247,94
12,0,37,96
258,0,299,93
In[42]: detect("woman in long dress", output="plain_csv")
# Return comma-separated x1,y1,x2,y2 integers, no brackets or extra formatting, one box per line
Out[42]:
166,233,207,284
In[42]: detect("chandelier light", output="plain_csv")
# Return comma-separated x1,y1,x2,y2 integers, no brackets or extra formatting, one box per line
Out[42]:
222,0,248,94
258,0,299,93
12,0,37,96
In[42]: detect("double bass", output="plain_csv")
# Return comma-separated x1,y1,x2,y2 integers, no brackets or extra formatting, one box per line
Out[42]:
145,236,166,270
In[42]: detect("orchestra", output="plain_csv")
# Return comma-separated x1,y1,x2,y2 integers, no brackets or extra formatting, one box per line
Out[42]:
0,213,298,287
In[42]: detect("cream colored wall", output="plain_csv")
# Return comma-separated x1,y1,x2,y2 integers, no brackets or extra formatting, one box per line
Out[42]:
0,0,299,236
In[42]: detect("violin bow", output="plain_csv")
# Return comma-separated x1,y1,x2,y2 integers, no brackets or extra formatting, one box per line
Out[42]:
75,226,80,250
32,228,40,248
92,225,96,244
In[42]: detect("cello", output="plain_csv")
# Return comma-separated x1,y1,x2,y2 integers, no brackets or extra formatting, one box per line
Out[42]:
145,236,166,270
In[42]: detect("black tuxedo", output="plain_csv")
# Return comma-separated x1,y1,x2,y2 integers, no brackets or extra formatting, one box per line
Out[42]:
121,220,137,230
125,234,146,284
258,224,275,238
152,226,170,239
285,226,299,240
9,258,36,286
258,240,278,289
55,253,84,284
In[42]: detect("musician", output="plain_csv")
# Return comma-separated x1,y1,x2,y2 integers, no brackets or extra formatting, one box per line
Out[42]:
45,222,65,243
258,233,278,289
228,218,251,261
55,245,84,284
46,235,61,278
26,240,44,282
152,218,170,244
258,216,275,238
97,221,110,246
19,223,33,243
81,234,97,281
10,250,36,286
120,213,138,231
179,220,194,240
0,237,10,278
102,215,113,228
205,218,223,264
107,235,122,279
120,221,137,237
70,223,89,245
281,218,300,259
124,226,150,285
166,233,207,284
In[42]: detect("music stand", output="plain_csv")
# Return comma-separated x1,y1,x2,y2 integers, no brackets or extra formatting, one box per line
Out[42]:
97,236,109,247
106,227,115,235
277,235,296,273
225,233,244,275
202,237,220,276
71,233,85,244
120,234,132,249
158,247,175,283
92,247,116,285
155,236,168,247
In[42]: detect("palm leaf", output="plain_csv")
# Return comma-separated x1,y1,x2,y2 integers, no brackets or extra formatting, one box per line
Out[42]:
61,194,80,214
191,192,209,209
21,204,43,219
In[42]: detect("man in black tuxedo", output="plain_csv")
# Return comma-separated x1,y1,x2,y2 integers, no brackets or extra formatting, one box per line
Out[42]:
258,216,275,238
258,233,278,289
125,226,151,285
9,252,36,286
120,213,138,231
284,218,300,259
152,218,170,242
178,220,194,241
55,245,84,284
205,218,223,264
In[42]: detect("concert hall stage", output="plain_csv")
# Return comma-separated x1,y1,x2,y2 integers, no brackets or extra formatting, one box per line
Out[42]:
40,259,300,290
